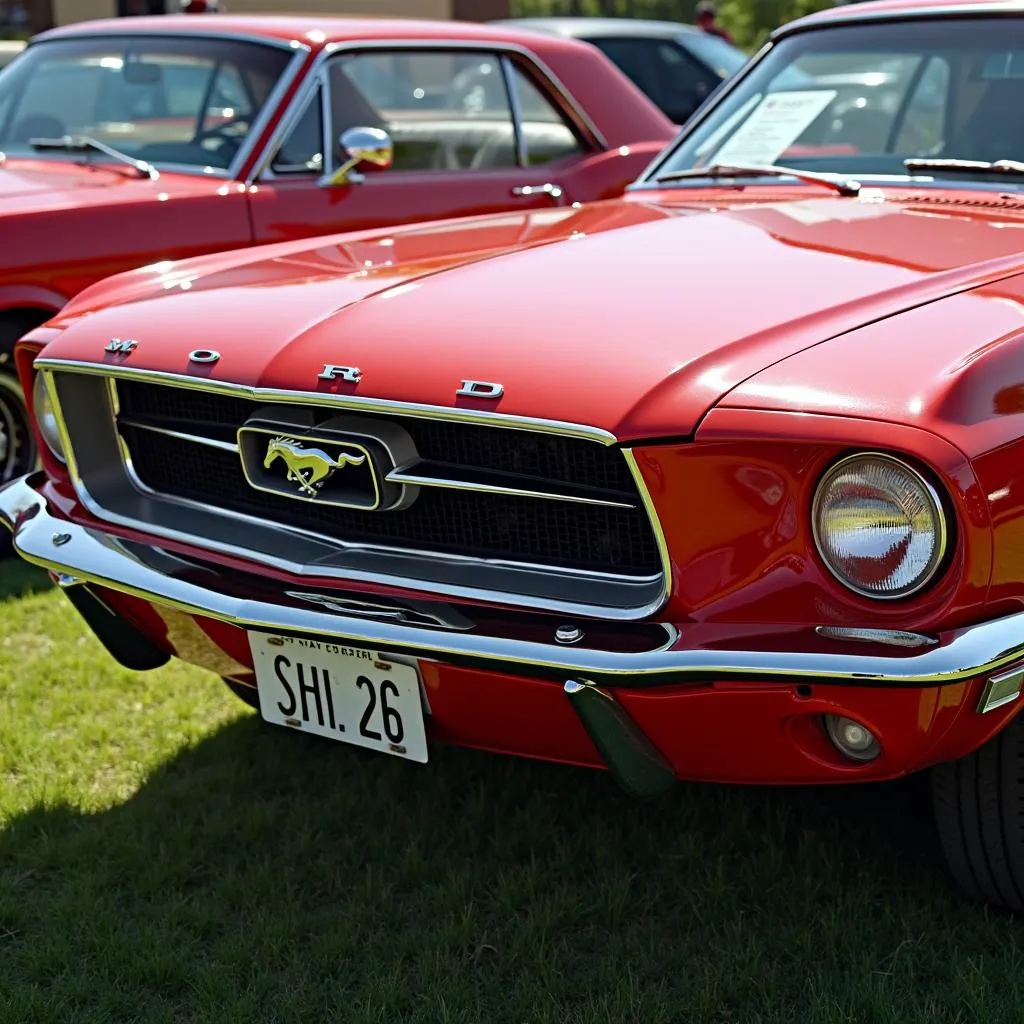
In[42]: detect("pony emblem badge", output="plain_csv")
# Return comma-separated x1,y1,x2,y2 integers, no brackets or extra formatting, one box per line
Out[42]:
263,436,367,498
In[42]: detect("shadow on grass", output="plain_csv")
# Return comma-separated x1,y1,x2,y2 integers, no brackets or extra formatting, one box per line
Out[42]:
2,711,1020,1023
0,560,52,601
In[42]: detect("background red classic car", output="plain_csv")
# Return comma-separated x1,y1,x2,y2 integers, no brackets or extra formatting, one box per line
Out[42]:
0,13,675,492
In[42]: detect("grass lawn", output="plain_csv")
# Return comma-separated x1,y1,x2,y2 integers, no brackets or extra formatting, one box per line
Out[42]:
1,564,1023,1022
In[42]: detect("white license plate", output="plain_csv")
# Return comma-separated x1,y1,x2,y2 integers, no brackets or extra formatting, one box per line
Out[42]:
248,632,428,763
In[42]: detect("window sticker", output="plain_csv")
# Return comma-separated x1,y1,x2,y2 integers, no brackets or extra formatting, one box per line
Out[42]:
694,93,762,158
710,89,837,166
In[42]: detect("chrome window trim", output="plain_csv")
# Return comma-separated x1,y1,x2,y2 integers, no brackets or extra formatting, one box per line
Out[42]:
251,37,606,184
250,55,327,183
40,363,673,621
500,53,528,168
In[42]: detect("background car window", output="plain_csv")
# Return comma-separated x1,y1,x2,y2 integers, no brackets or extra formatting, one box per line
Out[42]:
681,32,748,79
323,49,520,172
507,62,584,165
272,86,324,173
588,36,718,124
328,50,519,171
0,38,290,170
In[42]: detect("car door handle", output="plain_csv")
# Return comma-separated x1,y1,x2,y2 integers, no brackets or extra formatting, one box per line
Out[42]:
511,182,564,199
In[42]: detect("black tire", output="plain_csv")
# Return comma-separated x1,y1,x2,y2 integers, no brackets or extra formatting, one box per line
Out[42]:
932,710,1024,912
0,313,46,482
222,676,261,710
0,368,34,480
0,314,47,557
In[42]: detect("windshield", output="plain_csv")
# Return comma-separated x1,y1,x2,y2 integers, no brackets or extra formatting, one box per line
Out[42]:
0,36,292,172
654,18,1024,185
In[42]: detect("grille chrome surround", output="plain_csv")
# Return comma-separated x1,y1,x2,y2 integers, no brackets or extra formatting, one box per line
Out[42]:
38,360,673,619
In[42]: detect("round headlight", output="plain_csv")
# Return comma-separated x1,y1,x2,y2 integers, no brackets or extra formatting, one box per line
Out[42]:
812,453,946,599
32,372,65,462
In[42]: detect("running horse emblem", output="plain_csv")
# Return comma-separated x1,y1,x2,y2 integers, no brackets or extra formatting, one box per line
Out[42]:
263,436,367,497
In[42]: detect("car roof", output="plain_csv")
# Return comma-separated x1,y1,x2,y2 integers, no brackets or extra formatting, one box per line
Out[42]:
781,0,1024,36
34,14,595,52
494,17,699,40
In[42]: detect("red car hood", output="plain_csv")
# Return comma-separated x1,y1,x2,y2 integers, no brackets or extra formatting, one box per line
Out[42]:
43,191,1024,440
0,159,131,200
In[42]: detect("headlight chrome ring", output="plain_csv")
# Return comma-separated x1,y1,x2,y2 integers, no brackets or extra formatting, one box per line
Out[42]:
812,451,947,600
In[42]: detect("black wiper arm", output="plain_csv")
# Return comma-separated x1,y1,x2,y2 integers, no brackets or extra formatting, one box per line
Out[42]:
653,161,861,197
905,158,1024,178
29,134,158,180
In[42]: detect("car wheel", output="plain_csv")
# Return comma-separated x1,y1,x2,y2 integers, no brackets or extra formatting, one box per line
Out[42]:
0,368,34,482
0,313,50,555
222,676,261,710
932,710,1024,912
0,368,37,558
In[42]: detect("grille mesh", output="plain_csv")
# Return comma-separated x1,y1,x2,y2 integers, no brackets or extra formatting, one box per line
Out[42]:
115,382,661,577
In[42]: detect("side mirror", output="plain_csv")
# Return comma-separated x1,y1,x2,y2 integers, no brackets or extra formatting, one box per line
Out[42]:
327,126,393,186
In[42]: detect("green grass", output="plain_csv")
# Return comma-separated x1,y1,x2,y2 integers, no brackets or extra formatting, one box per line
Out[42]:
1,564,1024,1022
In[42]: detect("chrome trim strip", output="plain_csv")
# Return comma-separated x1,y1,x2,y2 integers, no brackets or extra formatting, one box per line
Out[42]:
38,360,619,444
119,419,240,454
622,448,672,604
384,468,636,509
815,626,938,649
500,52,528,168
1,473,1019,688
46,368,670,619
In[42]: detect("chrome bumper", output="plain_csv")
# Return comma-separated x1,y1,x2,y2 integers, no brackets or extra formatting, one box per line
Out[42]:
4,473,1024,692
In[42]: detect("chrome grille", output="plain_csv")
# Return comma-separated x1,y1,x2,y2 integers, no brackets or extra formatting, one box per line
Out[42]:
48,367,669,618
115,381,660,577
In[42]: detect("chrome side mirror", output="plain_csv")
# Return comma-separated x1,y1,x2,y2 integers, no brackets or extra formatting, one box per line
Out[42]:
327,126,393,186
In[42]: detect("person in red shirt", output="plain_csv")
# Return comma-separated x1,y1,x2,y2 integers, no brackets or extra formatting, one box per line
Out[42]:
695,1,735,44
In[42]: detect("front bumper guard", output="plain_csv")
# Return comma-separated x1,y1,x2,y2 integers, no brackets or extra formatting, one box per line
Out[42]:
5,474,1024,797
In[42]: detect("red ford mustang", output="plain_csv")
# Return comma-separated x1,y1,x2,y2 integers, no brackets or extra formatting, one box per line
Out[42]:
0,14,674,489
10,0,1024,910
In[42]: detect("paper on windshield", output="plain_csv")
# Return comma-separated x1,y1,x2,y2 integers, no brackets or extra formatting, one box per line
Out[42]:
710,90,837,167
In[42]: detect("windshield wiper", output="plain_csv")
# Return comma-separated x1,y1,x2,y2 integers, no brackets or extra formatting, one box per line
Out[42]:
904,158,1024,179
652,161,861,197
29,135,158,181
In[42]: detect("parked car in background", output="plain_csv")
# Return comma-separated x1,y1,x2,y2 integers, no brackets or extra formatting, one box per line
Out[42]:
0,14,674,497
0,40,24,69
495,18,748,124
11,0,1024,913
